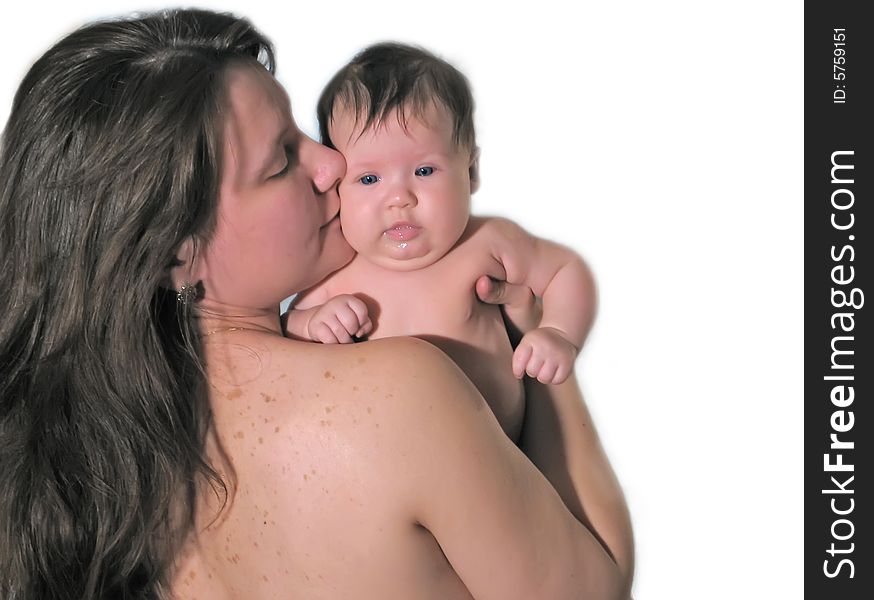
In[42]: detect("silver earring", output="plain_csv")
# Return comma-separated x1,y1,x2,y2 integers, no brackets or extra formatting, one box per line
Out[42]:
177,282,198,305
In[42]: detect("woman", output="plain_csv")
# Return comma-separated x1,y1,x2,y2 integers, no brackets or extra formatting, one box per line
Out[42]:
0,9,631,599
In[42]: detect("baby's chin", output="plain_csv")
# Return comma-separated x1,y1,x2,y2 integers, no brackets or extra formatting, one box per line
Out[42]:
355,243,451,272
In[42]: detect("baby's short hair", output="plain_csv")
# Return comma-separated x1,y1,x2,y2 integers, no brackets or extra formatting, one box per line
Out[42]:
317,42,476,152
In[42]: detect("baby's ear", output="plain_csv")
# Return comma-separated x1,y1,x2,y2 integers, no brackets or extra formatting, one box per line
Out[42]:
468,146,481,194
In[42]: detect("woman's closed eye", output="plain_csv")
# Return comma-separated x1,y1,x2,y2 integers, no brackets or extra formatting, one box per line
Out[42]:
272,144,299,179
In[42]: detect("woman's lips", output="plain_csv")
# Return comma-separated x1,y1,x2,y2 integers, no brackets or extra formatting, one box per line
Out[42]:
383,223,421,242
319,214,341,240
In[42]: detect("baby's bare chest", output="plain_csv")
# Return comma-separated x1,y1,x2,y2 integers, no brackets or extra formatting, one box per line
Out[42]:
326,249,525,441
331,243,504,340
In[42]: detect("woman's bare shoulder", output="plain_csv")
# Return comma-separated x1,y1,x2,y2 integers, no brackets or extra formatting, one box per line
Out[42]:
264,334,460,392
207,334,482,464
206,333,444,392
206,334,488,517
265,335,485,430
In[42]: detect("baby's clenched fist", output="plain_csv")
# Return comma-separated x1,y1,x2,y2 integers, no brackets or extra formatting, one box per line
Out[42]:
511,326,578,385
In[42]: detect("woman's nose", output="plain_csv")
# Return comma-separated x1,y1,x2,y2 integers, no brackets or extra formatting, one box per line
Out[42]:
303,137,345,194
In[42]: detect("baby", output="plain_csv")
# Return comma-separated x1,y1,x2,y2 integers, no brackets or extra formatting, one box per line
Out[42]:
287,43,594,442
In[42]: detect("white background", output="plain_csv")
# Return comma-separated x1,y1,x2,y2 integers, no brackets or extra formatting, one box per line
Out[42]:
1,1,803,597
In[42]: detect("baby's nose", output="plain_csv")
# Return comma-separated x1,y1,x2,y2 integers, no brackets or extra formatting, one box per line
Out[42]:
387,186,417,208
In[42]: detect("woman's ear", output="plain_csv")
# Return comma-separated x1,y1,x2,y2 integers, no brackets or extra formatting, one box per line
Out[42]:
169,236,203,291
469,146,481,195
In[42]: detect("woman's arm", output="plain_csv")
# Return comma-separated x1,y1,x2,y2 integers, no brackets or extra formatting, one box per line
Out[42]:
521,376,635,596
365,338,625,600
478,277,634,595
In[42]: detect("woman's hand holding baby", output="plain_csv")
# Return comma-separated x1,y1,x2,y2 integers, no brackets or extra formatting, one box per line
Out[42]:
306,294,372,344
476,275,576,385
475,274,541,346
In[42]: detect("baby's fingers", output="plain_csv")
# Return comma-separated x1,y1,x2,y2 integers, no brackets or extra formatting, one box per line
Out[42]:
535,361,559,385
336,306,364,338
326,316,354,344
552,362,572,385
346,296,371,323
312,321,341,344
524,354,545,380
355,318,373,338
512,343,533,379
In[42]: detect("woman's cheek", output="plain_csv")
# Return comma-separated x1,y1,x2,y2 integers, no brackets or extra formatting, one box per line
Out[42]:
338,193,366,240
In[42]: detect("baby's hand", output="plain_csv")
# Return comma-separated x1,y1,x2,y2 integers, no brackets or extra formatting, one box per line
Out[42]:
512,327,578,384
307,295,372,344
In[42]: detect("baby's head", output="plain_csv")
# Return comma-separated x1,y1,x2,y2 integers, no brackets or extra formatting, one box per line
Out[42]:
317,42,479,271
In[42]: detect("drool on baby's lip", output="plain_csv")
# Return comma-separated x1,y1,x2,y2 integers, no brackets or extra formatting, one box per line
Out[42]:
383,222,421,241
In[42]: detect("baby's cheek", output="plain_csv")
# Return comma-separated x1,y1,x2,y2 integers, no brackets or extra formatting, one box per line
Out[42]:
336,182,352,215
338,200,371,246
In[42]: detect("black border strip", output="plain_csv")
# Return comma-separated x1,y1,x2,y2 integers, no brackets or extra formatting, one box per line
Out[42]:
805,3,872,597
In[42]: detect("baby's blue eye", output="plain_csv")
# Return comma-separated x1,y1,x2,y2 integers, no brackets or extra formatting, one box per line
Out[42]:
415,166,434,177
360,174,379,185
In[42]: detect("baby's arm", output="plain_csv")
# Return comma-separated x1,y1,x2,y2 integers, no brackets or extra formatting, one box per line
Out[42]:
485,217,596,384
284,282,372,344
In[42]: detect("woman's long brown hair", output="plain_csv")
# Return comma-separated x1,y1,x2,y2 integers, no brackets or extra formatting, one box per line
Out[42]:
0,9,273,598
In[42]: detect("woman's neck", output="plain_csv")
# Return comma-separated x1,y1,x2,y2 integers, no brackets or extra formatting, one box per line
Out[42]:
193,298,284,338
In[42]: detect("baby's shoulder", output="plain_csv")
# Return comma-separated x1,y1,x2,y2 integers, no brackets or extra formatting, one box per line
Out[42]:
460,216,535,269
467,215,530,245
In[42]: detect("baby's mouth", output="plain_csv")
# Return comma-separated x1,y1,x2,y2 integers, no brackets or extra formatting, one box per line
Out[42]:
383,223,421,242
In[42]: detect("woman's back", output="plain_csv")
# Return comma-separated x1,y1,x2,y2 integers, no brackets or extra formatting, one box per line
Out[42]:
171,333,623,599
172,335,478,599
